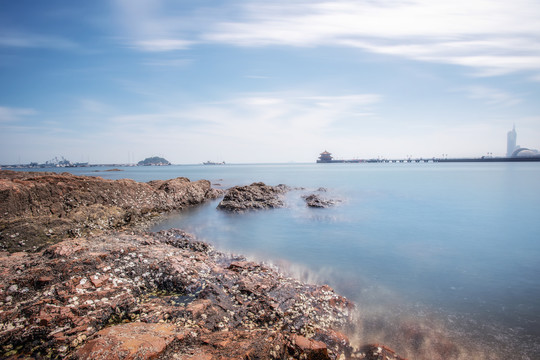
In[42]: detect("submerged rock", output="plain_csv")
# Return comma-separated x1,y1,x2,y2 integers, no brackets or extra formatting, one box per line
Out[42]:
217,182,290,212
302,193,341,208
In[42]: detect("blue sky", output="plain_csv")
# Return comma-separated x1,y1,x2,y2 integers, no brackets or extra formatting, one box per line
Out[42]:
1,0,539,164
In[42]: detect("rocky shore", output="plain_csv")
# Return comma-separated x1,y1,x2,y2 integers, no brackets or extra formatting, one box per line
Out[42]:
0,171,405,359
0,170,222,253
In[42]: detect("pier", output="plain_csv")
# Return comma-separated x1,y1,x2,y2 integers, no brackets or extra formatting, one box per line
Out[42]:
316,151,540,164
318,157,540,163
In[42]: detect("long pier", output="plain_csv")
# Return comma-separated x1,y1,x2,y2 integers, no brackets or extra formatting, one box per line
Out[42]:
318,156,540,164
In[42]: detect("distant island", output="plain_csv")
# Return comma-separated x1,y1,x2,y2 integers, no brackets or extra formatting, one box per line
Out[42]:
137,156,171,166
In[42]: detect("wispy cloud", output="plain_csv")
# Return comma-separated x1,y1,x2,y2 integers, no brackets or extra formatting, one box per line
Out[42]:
530,74,540,82
460,86,522,106
78,99,112,114
132,39,193,52
104,91,381,161
114,0,540,76
113,0,199,52
142,58,192,67
0,106,37,122
0,31,78,50
111,92,380,132
204,0,540,76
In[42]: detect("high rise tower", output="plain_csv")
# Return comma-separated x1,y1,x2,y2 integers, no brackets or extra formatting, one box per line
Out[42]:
507,124,517,157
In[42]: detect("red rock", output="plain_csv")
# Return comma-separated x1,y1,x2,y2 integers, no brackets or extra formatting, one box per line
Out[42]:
186,299,212,318
74,322,179,360
228,260,259,271
51,242,89,257
0,227,408,360
181,351,215,360
90,274,109,288
291,334,331,360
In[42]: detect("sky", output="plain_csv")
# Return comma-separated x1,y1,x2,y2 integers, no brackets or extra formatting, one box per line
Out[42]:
1,0,539,164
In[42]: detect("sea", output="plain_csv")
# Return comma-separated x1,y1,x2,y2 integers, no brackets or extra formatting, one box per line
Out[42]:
16,162,540,359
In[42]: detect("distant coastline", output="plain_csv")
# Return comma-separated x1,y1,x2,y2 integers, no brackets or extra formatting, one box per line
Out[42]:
3,154,540,171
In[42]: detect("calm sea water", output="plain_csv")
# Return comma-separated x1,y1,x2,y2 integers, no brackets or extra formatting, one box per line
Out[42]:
19,163,540,358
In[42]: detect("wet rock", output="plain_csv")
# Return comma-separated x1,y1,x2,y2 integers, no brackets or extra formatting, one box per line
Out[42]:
359,344,406,360
302,194,341,208
290,334,331,360
217,182,289,212
0,171,410,360
0,229,377,359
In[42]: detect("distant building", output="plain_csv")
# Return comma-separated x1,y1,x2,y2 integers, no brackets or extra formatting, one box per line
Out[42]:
511,148,540,158
506,125,540,158
507,124,517,157
317,150,333,163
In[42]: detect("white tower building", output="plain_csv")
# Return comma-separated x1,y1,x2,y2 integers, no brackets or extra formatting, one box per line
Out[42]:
507,124,517,157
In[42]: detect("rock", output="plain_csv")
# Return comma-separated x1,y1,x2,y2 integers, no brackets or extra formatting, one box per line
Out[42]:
75,322,181,360
290,334,331,360
0,170,223,252
359,344,406,360
302,194,340,208
0,171,411,360
0,229,369,359
217,182,289,212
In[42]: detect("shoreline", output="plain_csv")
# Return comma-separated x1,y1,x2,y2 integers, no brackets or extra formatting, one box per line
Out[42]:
1,169,532,359
1,229,384,359
0,170,405,359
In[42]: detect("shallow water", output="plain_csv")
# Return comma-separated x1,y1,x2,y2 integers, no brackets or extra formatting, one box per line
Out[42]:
20,163,540,358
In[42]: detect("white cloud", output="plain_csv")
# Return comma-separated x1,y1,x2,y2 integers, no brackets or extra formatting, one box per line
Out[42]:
460,86,522,106
0,106,37,122
204,0,540,76
111,92,380,131
115,0,540,75
133,39,193,52
103,91,381,162
113,0,200,52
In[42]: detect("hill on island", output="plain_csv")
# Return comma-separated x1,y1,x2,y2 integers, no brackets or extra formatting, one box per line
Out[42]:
137,156,171,166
